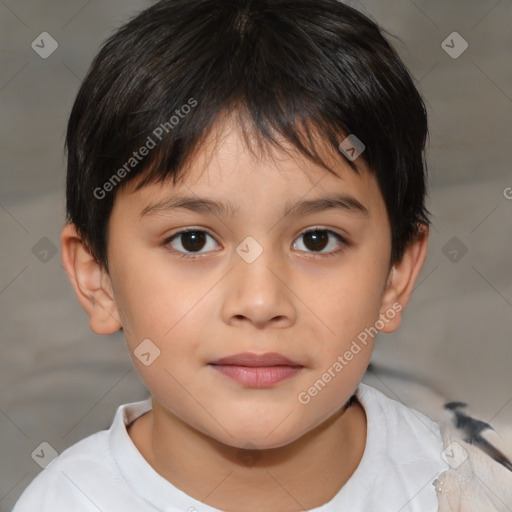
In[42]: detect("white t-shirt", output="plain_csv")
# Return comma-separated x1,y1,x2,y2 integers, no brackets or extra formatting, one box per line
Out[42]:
12,383,448,512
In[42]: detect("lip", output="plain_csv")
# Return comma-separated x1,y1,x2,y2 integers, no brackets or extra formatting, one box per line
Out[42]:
209,352,304,388
209,352,302,367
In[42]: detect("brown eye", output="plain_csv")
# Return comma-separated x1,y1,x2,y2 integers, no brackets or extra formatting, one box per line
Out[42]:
293,228,347,255
166,229,218,256
302,230,329,251
179,231,207,252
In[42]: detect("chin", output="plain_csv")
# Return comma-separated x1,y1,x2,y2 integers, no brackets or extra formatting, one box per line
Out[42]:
226,433,300,451
206,417,307,451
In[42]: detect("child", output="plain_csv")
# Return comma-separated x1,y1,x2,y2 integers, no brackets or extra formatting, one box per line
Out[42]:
14,0,508,510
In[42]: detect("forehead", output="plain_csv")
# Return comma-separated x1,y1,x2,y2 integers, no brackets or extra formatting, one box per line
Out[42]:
116,115,386,221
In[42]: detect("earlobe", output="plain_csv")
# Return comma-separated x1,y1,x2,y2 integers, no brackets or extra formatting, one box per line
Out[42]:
60,223,122,335
378,224,429,334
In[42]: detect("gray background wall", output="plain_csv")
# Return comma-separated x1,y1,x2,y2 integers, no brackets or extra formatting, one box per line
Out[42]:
1,0,511,509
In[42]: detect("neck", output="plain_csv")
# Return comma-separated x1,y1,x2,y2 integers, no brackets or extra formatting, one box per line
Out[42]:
128,395,367,512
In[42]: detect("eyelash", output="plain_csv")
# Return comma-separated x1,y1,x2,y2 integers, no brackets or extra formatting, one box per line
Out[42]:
163,227,350,260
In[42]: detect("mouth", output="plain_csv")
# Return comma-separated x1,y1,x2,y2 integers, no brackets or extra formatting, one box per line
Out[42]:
208,352,304,388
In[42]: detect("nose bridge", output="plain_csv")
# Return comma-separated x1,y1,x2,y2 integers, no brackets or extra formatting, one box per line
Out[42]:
221,234,296,328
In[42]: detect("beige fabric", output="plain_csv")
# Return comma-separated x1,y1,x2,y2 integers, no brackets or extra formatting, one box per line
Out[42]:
435,416,512,511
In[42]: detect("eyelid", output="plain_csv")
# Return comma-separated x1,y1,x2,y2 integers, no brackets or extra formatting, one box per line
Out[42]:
300,226,349,241
293,227,350,258
163,227,220,259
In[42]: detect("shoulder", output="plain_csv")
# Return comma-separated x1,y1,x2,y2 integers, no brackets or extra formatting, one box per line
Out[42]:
12,430,116,512
356,382,448,471
358,382,444,438
325,384,449,511
12,400,152,512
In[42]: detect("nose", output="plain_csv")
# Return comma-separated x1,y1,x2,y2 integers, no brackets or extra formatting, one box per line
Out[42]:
221,244,297,330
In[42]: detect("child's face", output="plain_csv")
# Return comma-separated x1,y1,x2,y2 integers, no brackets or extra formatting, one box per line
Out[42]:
95,118,409,449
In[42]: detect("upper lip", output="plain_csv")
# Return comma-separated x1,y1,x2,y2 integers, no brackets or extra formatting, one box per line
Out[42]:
209,352,303,367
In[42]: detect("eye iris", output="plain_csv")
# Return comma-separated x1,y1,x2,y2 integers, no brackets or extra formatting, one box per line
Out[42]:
304,230,328,251
181,231,206,252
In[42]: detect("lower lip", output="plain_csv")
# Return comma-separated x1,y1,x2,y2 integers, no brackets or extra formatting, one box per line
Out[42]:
209,364,303,387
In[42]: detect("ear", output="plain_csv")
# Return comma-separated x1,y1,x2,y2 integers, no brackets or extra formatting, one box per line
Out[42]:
378,224,429,334
60,223,122,335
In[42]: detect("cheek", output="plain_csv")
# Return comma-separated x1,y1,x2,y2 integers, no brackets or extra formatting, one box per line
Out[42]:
110,248,205,342
310,265,385,337
299,257,388,381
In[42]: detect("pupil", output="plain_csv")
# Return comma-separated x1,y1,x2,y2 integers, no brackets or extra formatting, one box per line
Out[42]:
304,230,327,251
182,231,205,252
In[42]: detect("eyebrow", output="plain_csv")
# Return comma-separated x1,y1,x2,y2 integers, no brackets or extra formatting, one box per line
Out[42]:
139,193,369,220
